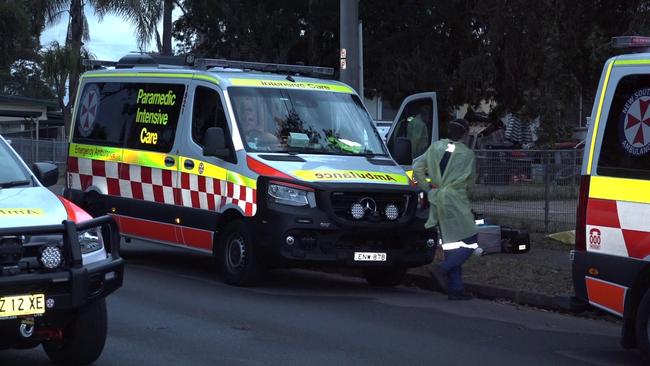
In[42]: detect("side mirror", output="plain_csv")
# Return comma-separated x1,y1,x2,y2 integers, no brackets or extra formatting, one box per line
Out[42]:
32,162,59,187
203,127,231,158
390,137,413,166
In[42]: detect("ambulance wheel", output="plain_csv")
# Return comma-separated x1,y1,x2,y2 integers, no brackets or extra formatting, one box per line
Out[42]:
364,267,407,287
636,289,650,361
220,220,260,286
42,299,107,366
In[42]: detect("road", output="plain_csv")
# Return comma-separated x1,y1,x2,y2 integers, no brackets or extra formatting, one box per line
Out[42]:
1,240,646,366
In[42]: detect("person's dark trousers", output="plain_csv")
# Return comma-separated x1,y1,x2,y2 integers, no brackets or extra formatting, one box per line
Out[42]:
439,234,478,295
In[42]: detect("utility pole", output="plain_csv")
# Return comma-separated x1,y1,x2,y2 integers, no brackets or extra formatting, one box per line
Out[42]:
340,0,360,94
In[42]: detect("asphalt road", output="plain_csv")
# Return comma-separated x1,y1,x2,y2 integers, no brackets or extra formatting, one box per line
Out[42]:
1,240,646,366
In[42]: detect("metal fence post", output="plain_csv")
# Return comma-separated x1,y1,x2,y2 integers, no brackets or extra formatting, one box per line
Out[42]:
544,152,551,233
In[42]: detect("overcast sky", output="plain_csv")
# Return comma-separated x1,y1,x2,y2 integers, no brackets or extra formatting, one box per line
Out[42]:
40,8,181,61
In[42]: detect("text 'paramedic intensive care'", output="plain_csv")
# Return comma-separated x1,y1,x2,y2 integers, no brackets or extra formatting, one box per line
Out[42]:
135,89,178,145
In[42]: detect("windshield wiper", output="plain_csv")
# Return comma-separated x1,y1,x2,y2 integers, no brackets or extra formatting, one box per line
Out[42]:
363,152,388,157
361,149,389,158
0,179,32,189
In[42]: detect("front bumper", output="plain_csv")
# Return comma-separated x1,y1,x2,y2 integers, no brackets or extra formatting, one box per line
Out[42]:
0,216,124,346
254,185,436,268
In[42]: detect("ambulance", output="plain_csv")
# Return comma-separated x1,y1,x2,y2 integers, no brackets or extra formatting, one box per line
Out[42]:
64,54,436,287
572,36,650,358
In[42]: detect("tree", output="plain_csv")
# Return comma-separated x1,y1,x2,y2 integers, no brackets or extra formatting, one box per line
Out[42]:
42,0,90,133
94,0,175,55
0,0,48,90
2,59,55,98
361,0,650,143
173,0,338,66
41,41,70,112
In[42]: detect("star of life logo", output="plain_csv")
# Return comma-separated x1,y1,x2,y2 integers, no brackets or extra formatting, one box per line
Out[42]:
620,89,650,156
78,85,100,137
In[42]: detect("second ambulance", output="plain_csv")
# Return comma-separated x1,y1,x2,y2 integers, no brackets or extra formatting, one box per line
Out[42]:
573,36,650,359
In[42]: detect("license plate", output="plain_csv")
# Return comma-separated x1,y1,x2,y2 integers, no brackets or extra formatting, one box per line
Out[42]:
0,294,45,318
354,252,387,261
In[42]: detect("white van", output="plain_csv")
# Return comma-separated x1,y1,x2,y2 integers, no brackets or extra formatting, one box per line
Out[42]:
65,55,437,286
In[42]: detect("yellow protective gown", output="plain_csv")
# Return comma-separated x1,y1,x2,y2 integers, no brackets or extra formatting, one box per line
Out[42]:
413,139,477,243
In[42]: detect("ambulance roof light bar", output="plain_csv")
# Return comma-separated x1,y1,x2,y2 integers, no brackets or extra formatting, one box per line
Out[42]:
195,58,335,77
611,36,650,49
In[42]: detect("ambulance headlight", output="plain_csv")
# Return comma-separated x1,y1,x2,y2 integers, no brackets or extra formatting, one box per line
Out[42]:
268,182,310,207
78,228,104,254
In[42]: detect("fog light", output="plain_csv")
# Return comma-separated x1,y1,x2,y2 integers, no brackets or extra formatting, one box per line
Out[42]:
351,203,365,219
286,236,295,246
46,298,55,309
426,239,436,248
40,245,62,269
385,204,399,220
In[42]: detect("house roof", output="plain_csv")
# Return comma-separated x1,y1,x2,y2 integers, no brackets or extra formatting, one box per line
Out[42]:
0,95,59,111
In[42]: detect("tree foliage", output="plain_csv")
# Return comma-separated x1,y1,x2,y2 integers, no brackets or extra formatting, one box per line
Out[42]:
94,0,174,54
0,0,48,90
173,0,338,66
361,0,650,142
7,0,650,142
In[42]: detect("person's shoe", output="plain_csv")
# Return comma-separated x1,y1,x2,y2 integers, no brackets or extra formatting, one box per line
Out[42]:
448,291,473,301
430,265,448,293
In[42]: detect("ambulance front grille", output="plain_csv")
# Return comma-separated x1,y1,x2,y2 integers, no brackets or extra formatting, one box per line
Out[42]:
329,192,410,223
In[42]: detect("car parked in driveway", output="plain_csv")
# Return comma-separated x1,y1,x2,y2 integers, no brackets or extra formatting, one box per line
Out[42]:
0,134,124,365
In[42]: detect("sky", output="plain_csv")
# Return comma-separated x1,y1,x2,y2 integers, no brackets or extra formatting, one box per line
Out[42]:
40,7,181,61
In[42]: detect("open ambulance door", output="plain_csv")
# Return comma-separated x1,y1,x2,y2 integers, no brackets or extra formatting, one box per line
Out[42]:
385,92,439,174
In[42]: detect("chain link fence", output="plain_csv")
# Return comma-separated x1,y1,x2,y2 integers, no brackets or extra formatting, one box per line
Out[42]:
8,138,68,177
472,149,582,233
7,138,582,234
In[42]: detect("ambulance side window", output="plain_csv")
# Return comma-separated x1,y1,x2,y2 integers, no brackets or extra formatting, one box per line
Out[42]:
73,82,129,147
192,86,235,163
597,74,650,180
124,83,185,153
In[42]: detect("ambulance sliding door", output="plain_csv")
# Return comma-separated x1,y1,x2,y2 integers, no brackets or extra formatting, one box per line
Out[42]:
118,81,186,246
176,80,238,251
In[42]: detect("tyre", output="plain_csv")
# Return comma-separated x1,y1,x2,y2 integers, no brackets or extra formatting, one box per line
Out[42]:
43,299,108,366
219,220,261,286
636,289,650,361
364,267,407,287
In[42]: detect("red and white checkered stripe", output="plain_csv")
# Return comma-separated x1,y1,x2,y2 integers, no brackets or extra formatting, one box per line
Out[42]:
67,157,257,216
586,198,650,259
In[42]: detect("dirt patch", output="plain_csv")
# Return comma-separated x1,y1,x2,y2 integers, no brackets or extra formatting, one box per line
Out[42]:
411,233,574,296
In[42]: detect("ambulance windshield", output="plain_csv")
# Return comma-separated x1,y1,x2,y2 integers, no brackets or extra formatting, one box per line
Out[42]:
229,87,387,155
